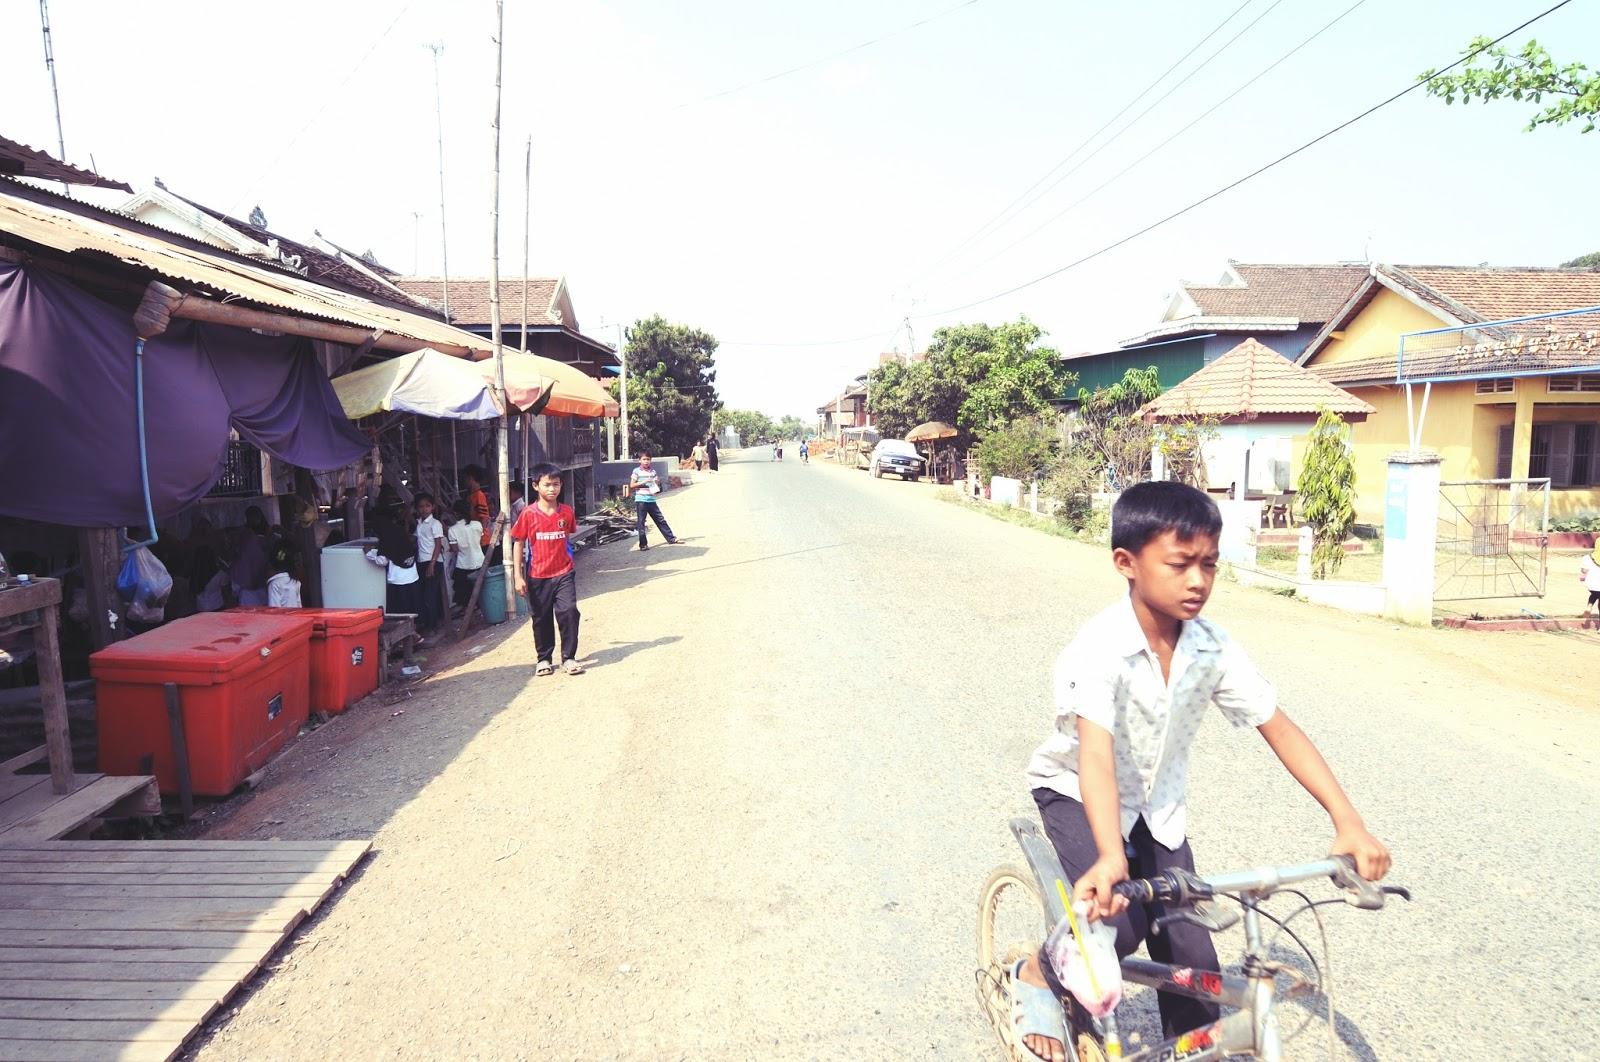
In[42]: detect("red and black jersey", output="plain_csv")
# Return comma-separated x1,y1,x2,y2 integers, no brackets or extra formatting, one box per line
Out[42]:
510,503,576,579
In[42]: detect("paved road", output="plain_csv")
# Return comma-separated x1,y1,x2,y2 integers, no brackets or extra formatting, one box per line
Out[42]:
195,449,1598,1059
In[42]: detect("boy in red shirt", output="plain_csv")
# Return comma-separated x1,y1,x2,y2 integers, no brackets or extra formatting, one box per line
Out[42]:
510,463,584,676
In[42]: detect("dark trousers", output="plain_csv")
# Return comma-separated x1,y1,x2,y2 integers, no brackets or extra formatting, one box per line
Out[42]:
385,578,421,617
635,501,675,547
527,570,579,663
452,567,480,613
417,567,442,631
1033,789,1221,1038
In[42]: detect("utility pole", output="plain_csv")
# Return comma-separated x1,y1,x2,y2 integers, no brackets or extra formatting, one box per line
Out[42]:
427,43,451,318
618,322,630,460
410,211,421,274
38,0,68,194
520,135,531,353
489,0,513,615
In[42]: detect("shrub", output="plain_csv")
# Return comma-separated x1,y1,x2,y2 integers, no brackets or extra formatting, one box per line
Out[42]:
974,418,1058,482
1552,514,1600,533
1042,445,1104,531
1297,409,1356,579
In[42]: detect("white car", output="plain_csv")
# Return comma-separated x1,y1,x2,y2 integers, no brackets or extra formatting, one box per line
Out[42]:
869,439,925,481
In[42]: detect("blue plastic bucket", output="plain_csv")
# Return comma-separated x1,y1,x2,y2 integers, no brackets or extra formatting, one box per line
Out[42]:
481,565,509,624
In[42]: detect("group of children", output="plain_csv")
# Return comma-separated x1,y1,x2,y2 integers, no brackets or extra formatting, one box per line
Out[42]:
362,470,498,633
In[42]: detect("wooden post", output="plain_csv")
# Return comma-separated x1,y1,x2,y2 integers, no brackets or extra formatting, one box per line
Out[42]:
455,514,506,641
37,599,74,794
77,528,122,651
163,682,194,820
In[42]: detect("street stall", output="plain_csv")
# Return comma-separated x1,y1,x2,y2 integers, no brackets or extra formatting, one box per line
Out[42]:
906,420,961,484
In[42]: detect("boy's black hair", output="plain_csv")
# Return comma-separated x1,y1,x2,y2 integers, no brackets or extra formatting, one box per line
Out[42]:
509,481,524,497
463,464,486,485
1111,481,1222,554
530,462,563,484
414,492,434,506
451,499,471,519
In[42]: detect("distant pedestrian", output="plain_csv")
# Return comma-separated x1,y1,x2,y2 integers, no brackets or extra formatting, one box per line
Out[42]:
414,493,445,633
629,453,678,551
706,436,720,472
447,499,485,618
508,481,527,526
799,439,809,464
691,441,708,472
1582,545,1600,618
511,463,583,676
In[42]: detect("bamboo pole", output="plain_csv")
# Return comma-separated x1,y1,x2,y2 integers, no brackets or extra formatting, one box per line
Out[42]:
489,0,514,617
521,134,531,354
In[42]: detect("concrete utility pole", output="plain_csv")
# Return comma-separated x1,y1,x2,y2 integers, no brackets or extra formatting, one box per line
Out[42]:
489,0,514,615
618,322,630,460
520,134,531,353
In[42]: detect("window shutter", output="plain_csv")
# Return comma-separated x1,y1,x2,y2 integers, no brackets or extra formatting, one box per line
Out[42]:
1548,424,1575,488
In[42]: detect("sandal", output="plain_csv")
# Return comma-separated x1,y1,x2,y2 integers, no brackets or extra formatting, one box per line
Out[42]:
561,659,586,676
535,660,554,677
1009,958,1066,1062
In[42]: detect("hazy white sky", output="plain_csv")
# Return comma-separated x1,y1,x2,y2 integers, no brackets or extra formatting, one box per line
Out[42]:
3,0,1596,417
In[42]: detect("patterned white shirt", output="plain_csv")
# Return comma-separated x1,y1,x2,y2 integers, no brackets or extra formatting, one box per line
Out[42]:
1025,596,1278,850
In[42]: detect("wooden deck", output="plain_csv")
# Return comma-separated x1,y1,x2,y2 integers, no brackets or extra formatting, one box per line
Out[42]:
0,839,372,1061
0,748,159,845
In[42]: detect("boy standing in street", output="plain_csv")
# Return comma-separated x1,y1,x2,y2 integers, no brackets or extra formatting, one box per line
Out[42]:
414,493,445,634
1008,482,1391,1062
511,463,584,676
629,453,678,551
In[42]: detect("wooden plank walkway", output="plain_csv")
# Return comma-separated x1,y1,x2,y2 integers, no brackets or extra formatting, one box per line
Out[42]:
0,749,159,845
0,840,371,1061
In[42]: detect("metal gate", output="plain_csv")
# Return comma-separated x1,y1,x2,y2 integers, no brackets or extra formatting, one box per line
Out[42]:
1435,478,1551,601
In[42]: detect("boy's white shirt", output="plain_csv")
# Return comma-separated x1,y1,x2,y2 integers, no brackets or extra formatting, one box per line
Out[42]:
1582,554,1600,591
447,521,485,569
1026,595,1277,851
266,572,301,608
415,515,444,563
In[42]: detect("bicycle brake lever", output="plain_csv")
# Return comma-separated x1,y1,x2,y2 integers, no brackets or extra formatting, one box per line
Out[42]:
1152,900,1240,936
1330,855,1388,910
1382,885,1412,902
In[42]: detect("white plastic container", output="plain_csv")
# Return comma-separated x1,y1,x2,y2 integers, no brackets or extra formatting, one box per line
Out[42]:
320,538,385,610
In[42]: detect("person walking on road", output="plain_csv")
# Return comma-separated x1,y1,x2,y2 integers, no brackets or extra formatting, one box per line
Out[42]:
706,436,719,472
511,463,584,676
691,441,708,472
629,453,678,551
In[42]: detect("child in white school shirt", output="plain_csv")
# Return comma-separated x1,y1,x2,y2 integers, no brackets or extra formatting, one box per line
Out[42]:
1008,482,1393,1062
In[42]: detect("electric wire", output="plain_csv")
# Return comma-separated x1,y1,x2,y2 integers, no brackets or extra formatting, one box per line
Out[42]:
676,0,982,110
913,0,1575,320
958,0,1370,278
913,0,1260,281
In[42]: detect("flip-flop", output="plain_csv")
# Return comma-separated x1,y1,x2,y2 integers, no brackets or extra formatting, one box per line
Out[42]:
1009,958,1066,1062
535,660,554,677
561,659,586,676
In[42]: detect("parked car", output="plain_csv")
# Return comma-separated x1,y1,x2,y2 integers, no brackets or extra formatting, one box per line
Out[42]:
869,439,925,481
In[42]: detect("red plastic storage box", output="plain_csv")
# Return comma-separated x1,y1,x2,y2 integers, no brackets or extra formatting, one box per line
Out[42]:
91,612,314,796
229,607,383,714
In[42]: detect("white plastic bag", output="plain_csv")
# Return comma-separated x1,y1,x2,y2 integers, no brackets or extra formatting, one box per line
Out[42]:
1044,900,1123,1017
120,547,172,625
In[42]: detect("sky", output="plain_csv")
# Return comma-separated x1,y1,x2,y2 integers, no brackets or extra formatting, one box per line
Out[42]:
2,0,1596,418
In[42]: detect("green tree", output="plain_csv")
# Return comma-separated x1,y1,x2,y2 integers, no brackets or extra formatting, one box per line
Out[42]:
776,415,808,440
1073,366,1162,489
610,316,722,458
712,409,776,445
1297,408,1357,579
1421,38,1599,133
1561,251,1600,268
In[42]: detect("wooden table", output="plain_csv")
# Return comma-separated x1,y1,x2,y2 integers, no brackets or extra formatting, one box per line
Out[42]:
0,578,72,795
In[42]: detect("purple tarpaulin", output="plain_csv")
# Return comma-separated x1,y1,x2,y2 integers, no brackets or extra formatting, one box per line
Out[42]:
0,262,369,526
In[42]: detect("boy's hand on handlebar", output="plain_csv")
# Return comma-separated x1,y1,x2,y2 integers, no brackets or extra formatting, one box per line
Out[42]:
1331,825,1391,881
1073,853,1130,921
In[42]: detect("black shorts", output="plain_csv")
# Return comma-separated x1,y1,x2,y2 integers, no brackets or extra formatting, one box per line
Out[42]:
1589,590,1600,606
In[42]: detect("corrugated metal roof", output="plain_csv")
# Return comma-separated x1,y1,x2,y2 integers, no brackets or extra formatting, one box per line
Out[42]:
0,135,131,191
0,185,494,355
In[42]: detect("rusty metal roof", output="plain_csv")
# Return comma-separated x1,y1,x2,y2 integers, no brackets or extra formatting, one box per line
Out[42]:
0,135,131,191
0,184,494,355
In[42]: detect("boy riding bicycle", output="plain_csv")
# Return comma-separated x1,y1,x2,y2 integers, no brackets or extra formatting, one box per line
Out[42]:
1009,482,1391,1062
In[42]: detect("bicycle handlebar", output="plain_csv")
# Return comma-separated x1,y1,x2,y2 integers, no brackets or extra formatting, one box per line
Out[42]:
1112,855,1409,910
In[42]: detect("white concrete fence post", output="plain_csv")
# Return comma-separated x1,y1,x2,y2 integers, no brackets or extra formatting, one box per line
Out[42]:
1382,451,1442,625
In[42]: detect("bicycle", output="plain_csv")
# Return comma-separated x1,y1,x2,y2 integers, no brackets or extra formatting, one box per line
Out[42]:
977,818,1409,1062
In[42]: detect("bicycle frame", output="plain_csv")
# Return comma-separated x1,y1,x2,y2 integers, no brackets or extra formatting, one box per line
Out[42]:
1007,818,1325,1062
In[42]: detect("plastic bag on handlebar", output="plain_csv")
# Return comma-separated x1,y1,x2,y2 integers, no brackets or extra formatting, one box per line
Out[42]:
1043,901,1122,1017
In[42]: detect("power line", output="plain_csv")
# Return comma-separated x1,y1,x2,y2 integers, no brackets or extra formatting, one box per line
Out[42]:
225,0,416,214
676,0,982,110
912,0,1575,320
959,0,1370,277
911,0,1260,281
